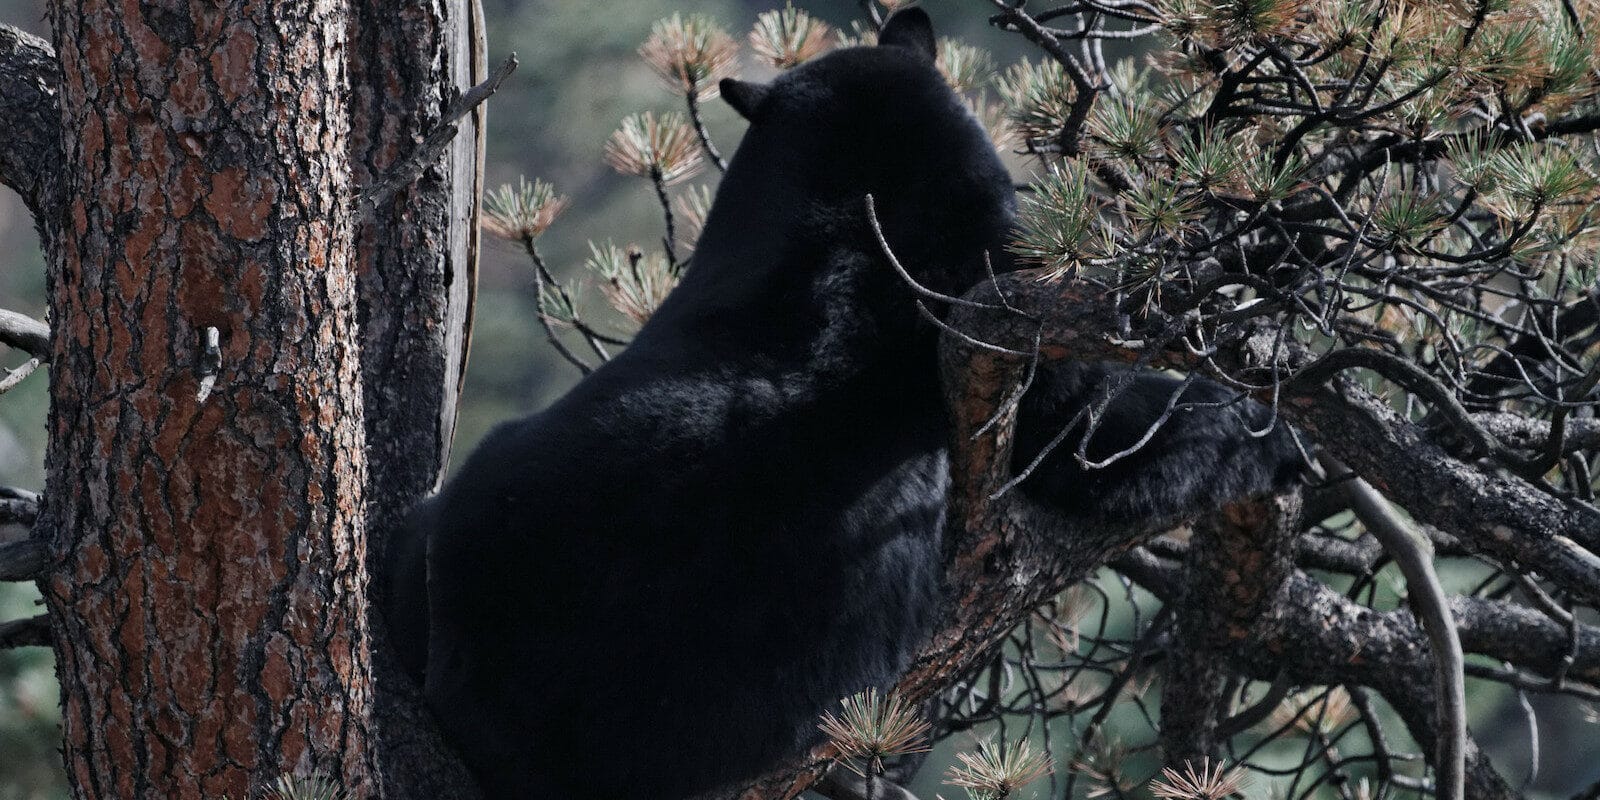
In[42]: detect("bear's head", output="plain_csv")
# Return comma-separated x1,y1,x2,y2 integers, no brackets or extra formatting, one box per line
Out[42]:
686,9,1016,312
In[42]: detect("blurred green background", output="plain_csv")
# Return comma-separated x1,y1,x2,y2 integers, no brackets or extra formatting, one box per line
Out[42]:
0,1,1595,797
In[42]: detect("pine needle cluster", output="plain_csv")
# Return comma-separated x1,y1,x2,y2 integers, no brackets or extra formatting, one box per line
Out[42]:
817,688,932,775
749,3,835,70
584,241,679,328
639,13,740,99
269,774,345,800
1148,758,1250,800
603,111,705,187
482,177,568,243
944,738,1054,800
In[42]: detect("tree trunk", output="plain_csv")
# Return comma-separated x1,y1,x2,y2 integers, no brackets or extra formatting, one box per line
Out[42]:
349,0,480,567
40,1,377,797
346,0,484,796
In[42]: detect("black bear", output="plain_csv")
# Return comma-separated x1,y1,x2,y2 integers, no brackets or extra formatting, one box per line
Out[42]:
383,9,1298,799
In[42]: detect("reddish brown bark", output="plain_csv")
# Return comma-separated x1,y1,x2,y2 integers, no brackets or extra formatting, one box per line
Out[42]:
40,1,376,797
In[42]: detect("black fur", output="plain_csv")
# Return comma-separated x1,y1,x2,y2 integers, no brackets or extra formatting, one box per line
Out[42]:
411,11,1009,799
382,10,1299,798
1014,362,1300,525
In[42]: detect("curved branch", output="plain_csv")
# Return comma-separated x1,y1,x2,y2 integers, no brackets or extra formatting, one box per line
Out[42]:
0,308,50,361
1124,555,1520,799
1288,347,1499,458
1323,456,1466,800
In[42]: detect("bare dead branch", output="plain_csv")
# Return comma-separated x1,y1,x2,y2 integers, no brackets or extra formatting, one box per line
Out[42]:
0,308,51,361
0,357,39,394
359,54,518,217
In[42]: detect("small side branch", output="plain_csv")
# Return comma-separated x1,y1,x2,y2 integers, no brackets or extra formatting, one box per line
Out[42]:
0,308,50,361
358,54,518,217
685,88,726,172
0,494,39,526
0,613,48,649
0,358,39,394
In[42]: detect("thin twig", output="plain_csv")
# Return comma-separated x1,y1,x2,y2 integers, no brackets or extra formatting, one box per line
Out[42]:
864,194,1020,313
652,166,681,273
522,237,603,374
685,88,726,172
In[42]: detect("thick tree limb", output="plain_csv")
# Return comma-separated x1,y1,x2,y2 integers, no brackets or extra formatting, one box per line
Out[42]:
1122,548,1600,686
1162,493,1300,766
1242,573,1519,799
0,25,59,222
1289,380,1600,606
346,0,493,794
1125,554,1520,799
1453,595,1600,684
954,271,1600,604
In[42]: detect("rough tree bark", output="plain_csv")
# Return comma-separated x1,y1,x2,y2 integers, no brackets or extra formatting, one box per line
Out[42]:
39,1,376,797
0,0,486,793
345,0,485,796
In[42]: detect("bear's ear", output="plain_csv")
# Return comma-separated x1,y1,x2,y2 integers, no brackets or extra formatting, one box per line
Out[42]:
720,78,771,122
878,8,936,61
